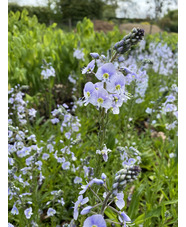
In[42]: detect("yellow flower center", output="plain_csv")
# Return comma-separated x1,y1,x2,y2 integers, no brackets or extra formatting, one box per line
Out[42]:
103,73,109,79
115,84,121,90
97,98,104,103
87,91,90,97
114,97,118,103
92,225,98,227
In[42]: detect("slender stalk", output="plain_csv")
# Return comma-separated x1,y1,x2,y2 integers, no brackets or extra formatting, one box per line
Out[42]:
110,52,118,63
108,205,121,215
95,107,106,177
100,191,112,215
89,187,103,203
105,219,121,225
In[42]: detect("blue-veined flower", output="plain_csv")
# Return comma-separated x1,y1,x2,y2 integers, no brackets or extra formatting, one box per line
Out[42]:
80,206,93,215
119,211,131,222
73,48,85,61
89,88,112,109
11,204,19,215
114,192,125,210
47,208,56,217
73,195,89,220
58,197,65,206
79,178,104,195
62,161,70,170
96,144,112,162
110,93,123,114
83,214,106,227
24,207,33,219
101,173,107,181
42,153,50,160
8,223,14,227
95,63,116,82
83,82,96,106
106,72,125,95
74,176,82,184
90,52,99,59
82,60,95,74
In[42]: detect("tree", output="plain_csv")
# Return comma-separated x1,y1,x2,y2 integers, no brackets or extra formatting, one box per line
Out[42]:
55,0,106,21
146,0,177,34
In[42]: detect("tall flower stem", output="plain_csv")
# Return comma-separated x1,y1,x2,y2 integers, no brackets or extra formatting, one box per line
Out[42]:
110,51,118,63
95,107,106,177
100,191,112,215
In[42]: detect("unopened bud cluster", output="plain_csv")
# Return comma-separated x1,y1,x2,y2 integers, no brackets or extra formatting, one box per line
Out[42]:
114,28,145,54
113,165,141,192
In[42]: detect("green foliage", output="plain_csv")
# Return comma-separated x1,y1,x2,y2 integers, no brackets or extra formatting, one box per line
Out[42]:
158,9,178,33
8,11,178,226
56,0,105,20
145,31,178,52
8,3,59,26
8,11,124,96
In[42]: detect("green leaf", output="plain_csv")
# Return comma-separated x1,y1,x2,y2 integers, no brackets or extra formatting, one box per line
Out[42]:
128,183,146,218
104,208,120,227
134,206,161,224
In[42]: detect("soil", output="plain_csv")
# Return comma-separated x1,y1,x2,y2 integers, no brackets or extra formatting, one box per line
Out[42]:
119,23,162,34
93,20,115,32
93,20,162,34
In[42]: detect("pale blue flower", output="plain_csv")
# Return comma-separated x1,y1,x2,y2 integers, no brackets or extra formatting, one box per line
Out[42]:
79,178,104,195
83,82,96,106
51,118,60,124
47,208,56,217
73,48,85,61
106,72,125,94
90,52,99,59
41,66,55,79
80,206,92,215
95,63,116,82
89,88,112,109
145,107,152,114
58,197,65,206
42,153,50,160
35,161,42,170
28,108,37,118
8,157,14,166
62,161,70,170
83,214,106,227
114,192,125,210
24,207,33,219
96,144,111,162
74,176,82,184
47,144,54,153
73,195,89,220
82,60,95,74
101,173,107,180
119,211,131,222
110,93,123,114
11,204,19,215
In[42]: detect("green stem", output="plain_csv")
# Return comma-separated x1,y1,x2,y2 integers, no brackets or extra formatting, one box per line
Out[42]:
110,52,118,63
100,191,112,215
89,187,103,203
105,219,121,225
108,205,121,216
95,107,106,177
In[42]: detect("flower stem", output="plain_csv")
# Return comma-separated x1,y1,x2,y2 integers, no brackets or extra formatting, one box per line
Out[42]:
89,187,103,203
100,191,112,215
110,52,118,63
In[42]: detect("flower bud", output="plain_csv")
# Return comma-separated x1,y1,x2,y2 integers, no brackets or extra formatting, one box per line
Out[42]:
114,28,145,54
113,166,141,191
